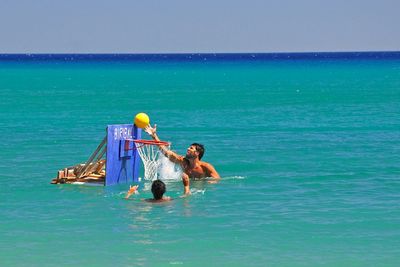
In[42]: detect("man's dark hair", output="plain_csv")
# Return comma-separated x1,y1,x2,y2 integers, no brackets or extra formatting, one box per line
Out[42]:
151,179,166,200
191,143,205,160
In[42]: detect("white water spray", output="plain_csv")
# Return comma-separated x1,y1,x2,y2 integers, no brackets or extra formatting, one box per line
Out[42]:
157,154,183,181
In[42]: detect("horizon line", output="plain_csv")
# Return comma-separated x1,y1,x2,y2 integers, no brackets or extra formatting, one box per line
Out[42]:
1,50,400,55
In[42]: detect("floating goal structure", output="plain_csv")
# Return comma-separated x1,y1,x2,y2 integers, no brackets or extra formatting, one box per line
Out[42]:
51,124,146,186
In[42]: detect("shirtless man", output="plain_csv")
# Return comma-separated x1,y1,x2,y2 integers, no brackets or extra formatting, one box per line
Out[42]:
144,124,220,195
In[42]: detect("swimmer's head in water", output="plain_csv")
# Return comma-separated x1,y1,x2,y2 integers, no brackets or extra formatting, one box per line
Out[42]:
151,179,166,200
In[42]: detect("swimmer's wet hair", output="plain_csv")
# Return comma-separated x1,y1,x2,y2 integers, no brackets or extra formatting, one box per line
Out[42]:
151,179,166,200
191,143,204,160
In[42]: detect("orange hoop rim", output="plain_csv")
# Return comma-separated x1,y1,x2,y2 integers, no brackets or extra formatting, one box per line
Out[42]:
133,139,170,146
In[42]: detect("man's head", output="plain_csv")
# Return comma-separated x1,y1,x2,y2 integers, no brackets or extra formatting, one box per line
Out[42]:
151,179,166,200
186,143,205,160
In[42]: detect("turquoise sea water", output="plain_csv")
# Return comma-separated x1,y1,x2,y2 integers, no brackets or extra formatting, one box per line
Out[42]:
1,53,400,266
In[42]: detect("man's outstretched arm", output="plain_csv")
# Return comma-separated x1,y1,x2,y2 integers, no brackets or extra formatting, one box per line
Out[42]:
144,124,184,164
182,173,191,196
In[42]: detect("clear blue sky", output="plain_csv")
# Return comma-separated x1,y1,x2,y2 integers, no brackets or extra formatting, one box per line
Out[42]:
0,0,399,53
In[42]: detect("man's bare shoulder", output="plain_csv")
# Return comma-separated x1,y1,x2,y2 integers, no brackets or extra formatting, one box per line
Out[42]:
199,161,220,178
145,197,172,203
199,161,215,168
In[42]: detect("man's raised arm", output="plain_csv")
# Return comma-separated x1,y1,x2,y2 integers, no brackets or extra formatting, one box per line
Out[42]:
144,124,184,164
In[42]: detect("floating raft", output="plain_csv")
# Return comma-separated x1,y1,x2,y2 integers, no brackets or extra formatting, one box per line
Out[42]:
51,136,107,185
51,160,106,185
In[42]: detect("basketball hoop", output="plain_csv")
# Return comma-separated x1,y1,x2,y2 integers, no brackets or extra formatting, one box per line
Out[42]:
133,139,170,181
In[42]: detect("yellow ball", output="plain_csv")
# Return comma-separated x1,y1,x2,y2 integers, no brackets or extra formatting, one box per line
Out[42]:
134,113,150,128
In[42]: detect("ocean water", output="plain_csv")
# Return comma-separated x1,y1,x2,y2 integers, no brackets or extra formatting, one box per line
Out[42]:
1,53,400,266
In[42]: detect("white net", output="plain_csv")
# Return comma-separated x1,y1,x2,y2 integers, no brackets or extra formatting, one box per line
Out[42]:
135,141,170,181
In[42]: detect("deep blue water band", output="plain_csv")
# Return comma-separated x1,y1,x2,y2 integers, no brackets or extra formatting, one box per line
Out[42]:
1,51,400,62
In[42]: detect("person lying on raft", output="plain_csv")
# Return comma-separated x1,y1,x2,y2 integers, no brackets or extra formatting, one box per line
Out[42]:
144,124,220,196
125,179,171,203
